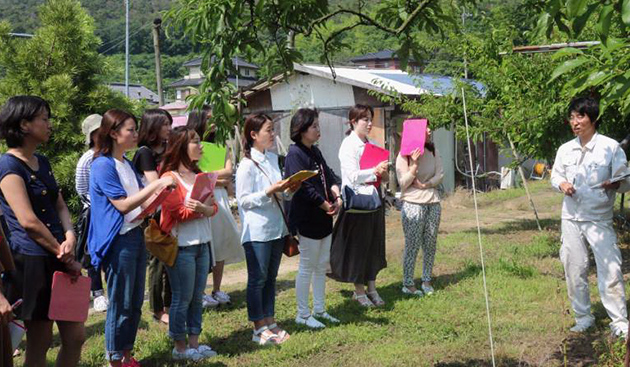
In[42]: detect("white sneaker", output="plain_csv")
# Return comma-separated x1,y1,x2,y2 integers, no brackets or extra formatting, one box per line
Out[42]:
93,295,109,312
295,315,325,328
202,294,219,308
569,320,594,333
314,311,340,323
212,291,231,305
421,283,435,295
196,344,217,358
172,348,204,361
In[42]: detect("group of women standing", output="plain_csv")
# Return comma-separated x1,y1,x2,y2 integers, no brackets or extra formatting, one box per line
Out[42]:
0,95,444,366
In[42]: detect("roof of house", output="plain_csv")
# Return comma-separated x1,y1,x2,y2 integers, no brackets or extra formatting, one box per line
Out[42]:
350,49,416,63
107,83,159,103
183,56,259,69
168,75,258,89
242,64,484,99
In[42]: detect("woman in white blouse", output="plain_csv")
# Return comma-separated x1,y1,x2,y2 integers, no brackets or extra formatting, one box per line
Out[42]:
235,114,300,345
395,127,443,297
329,105,389,307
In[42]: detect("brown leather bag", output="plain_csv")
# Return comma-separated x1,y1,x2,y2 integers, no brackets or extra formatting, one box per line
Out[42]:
144,218,178,267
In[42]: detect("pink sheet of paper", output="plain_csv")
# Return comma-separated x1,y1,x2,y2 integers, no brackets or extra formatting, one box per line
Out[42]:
359,143,389,170
400,119,428,156
190,172,219,203
48,272,91,322
131,187,172,222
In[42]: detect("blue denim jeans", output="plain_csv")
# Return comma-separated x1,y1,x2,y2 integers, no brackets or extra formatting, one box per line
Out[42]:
102,227,146,362
243,238,284,322
165,243,210,340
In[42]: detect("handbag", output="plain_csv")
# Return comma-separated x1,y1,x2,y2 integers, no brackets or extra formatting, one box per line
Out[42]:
144,218,178,267
250,158,300,257
342,185,381,213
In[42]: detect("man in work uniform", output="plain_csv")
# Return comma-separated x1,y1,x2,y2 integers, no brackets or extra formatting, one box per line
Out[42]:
551,96,630,337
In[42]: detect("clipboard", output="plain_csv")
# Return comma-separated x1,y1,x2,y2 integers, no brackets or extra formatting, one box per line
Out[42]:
360,143,389,169
590,172,630,189
400,119,427,156
190,172,219,202
285,170,318,184
131,186,172,222
48,271,91,322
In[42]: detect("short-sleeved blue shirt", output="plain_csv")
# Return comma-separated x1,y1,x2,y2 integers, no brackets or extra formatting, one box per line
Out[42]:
0,153,65,256
87,155,143,268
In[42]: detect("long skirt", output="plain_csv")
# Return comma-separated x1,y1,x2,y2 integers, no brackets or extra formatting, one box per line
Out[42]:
328,204,386,284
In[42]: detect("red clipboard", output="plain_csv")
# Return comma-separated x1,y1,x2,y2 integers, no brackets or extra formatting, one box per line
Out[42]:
131,186,172,222
360,143,389,188
190,172,219,203
48,271,91,322
360,143,389,169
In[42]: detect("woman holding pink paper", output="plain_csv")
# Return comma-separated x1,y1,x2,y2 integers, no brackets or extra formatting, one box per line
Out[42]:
329,104,389,307
88,109,175,367
0,96,85,367
159,126,219,361
395,127,443,297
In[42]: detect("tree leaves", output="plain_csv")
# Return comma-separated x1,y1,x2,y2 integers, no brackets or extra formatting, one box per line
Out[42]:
549,57,589,82
622,0,630,26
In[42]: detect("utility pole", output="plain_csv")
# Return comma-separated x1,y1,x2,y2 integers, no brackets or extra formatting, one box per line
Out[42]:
125,0,130,97
152,18,164,106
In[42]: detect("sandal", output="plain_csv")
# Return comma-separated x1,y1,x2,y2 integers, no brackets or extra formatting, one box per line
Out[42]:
252,326,279,346
352,292,374,307
366,291,385,307
268,323,290,343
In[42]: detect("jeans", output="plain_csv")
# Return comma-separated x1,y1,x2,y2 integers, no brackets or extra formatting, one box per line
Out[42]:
103,227,146,362
165,243,210,341
88,265,104,292
243,238,284,322
295,234,331,318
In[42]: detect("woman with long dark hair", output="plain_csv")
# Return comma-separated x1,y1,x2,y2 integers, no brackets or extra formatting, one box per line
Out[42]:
88,109,175,367
159,127,219,361
395,126,443,297
285,108,342,328
187,107,243,308
235,114,300,345
133,108,173,324
0,96,85,366
329,104,389,307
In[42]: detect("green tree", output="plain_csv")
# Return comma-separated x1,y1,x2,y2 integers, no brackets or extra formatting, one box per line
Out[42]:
164,0,475,142
536,0,630,138
0,0,137,214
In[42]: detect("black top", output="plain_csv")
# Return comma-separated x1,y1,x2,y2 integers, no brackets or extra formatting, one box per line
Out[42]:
132,145,163,176
0,153,64,256
284,143,341,239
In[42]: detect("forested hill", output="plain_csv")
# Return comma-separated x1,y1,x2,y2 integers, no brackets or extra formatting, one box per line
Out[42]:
0,0,196,55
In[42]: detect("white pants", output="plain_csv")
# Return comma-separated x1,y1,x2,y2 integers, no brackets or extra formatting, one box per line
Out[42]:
560,219,628,333
295,233,332,318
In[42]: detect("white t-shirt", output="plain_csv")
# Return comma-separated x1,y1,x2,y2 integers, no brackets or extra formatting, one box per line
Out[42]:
172,175,213,247
114,158,142,234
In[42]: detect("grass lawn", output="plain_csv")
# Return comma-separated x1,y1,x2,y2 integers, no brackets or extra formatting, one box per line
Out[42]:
16,180,630,366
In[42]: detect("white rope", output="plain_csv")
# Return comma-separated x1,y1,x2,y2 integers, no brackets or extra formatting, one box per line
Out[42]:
461,87,496,366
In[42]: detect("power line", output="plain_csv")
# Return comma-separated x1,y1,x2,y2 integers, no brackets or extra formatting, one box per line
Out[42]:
99,21,151,54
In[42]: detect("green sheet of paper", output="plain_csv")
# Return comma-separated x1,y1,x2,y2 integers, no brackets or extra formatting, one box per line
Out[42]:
198,142,227,172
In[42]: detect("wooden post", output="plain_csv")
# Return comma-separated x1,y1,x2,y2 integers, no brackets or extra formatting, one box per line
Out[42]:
152,18,164,106
508,136,542,232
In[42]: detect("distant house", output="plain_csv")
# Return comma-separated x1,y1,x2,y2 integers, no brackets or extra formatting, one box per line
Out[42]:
350,49,422,72
241,63,487,193
107,82,159,104
169,56,259,101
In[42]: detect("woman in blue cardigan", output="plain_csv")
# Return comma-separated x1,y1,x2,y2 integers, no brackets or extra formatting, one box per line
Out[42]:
284,108,342,328
88,109,175,367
